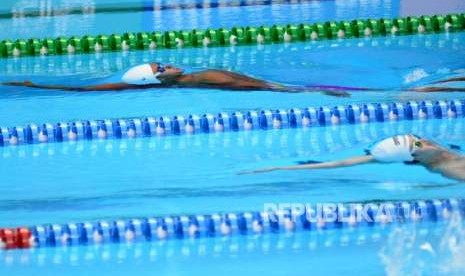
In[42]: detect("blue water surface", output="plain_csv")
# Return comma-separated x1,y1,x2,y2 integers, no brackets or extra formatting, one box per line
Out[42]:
1,117,464,227
0,0,464,40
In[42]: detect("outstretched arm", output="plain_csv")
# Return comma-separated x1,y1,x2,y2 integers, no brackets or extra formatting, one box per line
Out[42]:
409,86,465,92
239,155,376,174
273,84,386,97
409,75,465,92
433,76,465,84
2,81,162,91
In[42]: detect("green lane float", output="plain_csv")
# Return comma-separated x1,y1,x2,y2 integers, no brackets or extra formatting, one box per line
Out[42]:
0,13,464,58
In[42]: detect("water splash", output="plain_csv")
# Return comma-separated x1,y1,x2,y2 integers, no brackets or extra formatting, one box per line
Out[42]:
379,212,465,276
403,68,429,84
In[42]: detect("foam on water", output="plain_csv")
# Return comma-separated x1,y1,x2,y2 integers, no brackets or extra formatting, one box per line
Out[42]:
380,212,465,275
403,68,429,84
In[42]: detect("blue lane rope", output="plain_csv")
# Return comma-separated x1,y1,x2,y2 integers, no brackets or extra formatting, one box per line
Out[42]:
19,198,465,249
0,100,463,148
2,112,461,160
2,223,428,266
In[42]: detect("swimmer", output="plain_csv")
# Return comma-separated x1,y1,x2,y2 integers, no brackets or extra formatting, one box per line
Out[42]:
2,62,380,97
410,75,465,92
240,134,465,182
4,63,465,95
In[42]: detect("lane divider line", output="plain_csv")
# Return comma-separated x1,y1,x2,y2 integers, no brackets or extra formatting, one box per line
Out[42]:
1,198,463,250
0,100,463,148
1,13,464,58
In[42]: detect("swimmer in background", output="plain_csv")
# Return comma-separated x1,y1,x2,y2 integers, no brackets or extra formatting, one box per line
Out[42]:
410,76,465,92
4,62,465,95
240,134,465,182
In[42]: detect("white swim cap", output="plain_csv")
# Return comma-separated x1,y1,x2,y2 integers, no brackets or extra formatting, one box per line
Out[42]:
121,64,161,85
368,135,420,163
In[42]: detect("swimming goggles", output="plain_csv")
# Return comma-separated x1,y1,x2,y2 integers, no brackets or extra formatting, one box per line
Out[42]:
155,62,166,73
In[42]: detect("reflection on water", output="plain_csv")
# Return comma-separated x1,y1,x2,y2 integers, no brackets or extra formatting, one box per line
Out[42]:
0,227,390,267
2,0,465,40
0,218,460,276
1,32,464,77
0,0,402,40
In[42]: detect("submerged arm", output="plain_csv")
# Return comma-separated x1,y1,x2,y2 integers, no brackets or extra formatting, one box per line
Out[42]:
272,84,387,97
239,155,376,174
433,76,465,84
409,75,465,92
409,86,465,92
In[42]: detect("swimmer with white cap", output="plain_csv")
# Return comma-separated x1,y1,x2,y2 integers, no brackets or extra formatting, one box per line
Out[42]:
5,63,465,94
2,62,375,97
241,134,465,181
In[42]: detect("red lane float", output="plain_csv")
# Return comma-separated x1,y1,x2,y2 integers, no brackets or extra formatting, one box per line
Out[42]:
0,227,32,250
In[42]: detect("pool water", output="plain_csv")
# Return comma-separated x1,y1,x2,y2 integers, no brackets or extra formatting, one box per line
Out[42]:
1,117,464,227
1,0,465,275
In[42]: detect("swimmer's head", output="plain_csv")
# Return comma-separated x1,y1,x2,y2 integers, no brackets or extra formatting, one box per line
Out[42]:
369,134,453,164
121,62,183,85
368,134,422,163
151,63,183,82
410,138,449,163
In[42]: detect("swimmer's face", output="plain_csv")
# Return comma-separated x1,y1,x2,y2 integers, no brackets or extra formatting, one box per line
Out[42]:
151,63,183,80
411,138,444,162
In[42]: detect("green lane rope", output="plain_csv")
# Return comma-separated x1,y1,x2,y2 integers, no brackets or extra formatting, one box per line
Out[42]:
1,13,464,58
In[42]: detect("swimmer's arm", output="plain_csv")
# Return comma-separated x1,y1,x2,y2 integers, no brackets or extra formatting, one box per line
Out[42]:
2,81,163,91
273,84,386,97
409,86,465,92
273,86,352,97
432,76,465,84
239,155,376,174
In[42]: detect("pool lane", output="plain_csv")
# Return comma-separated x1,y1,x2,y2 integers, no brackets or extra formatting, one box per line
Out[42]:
0,116,463,226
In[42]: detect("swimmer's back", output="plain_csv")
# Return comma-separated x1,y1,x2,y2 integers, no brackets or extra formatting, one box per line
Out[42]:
177,69,276,89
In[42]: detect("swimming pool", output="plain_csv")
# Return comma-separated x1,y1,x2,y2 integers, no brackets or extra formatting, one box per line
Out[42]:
1,115,465,226
1,0,465,275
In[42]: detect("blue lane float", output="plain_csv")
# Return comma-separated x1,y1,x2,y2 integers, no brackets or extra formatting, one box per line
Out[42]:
2,113,461,160
0,100,463,148
1,223,426,266
10,198,465,249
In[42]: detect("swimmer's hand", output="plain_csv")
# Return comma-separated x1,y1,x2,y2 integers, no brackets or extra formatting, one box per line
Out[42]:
3,80,34,87
321,90,351,98
238,160,321,175
296,160,322,165
238,167,280,175
277,86,351,97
